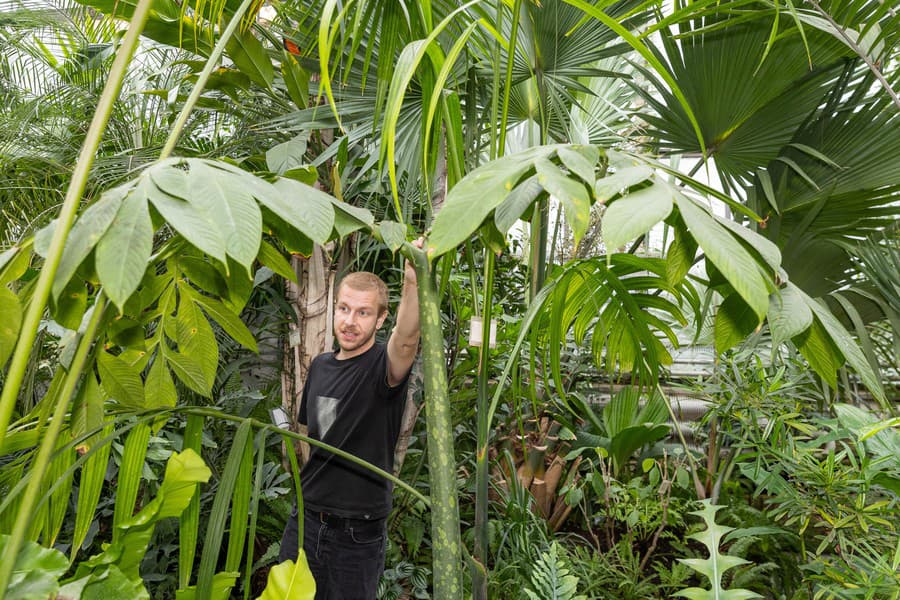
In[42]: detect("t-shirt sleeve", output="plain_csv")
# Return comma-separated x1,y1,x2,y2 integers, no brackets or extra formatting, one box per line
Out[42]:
297,376,310,425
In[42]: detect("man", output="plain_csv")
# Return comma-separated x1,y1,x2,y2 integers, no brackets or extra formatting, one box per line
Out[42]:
279,252,420,600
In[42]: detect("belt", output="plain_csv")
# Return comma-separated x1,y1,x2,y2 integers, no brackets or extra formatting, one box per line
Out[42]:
305,508,380,527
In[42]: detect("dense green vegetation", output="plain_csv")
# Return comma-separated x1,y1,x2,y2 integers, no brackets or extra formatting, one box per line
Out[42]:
1,0,897,598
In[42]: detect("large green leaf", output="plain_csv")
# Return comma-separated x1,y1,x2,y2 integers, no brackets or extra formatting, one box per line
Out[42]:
377,220,407,253
72,426,114,561
674,193,770,320
0,287,22,370
174,298,218,392
594,165,654,203
96,187,154,311
189,161,262,271
97,350,145,408
535,158,592,245
256,553,316,600
602,182,674,252
767,283,813,348
281,52,310,111
183,286,258,352
175,572,240,600
76,449,211,584
715,293,760,354
793,316,842,388
430,146,555,257
494,176,544,234
266,135,309,176
52,187,124,300
268,179,335,245
225,28,273,88
147,169,227,264
330,198,375,239
0,534,68,600
145,354,177,412
60,565,149,600
803,292,886,404
197,421,251,600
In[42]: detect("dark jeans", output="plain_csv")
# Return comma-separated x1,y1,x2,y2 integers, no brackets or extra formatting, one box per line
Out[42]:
279,507,387,600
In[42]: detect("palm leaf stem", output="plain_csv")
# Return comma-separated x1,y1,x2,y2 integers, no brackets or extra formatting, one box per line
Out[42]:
803,0,900,110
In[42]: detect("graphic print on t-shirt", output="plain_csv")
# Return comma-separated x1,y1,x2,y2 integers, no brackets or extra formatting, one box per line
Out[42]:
314,395,340,438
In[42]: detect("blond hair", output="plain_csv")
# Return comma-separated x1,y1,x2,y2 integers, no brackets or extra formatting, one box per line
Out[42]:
337,272,389,315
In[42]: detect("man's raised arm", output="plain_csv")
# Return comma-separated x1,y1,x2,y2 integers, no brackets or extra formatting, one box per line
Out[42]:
386,244,421,387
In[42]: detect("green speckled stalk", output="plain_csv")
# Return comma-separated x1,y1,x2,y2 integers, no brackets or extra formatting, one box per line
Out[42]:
410,247,463,599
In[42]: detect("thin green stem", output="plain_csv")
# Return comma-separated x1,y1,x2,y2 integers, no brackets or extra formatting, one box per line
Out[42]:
0,295,108,596
498,0,523,158
159,0,258,160
654,382,707,499
0,0,153,451
473,249,496,600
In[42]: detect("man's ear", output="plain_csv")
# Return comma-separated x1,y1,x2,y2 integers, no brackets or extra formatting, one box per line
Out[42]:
377,311,388,329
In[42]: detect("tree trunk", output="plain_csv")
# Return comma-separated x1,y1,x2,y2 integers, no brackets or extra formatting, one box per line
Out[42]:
282,244,334,466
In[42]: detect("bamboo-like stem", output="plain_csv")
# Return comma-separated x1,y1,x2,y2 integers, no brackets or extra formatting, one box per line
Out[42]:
472,249,496,600
408,244,463,599
159,0,258,160
497,0,523,159
0,295,108,596
0,0,153,451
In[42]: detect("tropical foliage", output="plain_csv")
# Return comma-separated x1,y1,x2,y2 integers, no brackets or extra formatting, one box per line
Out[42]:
1,0,897,598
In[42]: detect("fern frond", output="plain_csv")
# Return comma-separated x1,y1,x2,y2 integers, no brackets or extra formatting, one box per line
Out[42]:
524,542,587,600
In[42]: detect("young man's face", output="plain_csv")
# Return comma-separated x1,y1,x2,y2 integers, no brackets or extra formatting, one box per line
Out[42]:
333,284,386,358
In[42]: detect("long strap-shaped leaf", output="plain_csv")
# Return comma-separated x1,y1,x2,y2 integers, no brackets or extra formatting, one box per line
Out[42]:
225,427,254,572
179,413,205,589
196,419,252,600
71,422,114,561
0,295,108,595
113,421,152,540
242,429,268,600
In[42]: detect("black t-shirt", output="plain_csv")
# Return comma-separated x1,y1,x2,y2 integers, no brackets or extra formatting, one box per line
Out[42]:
298,343,409,519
